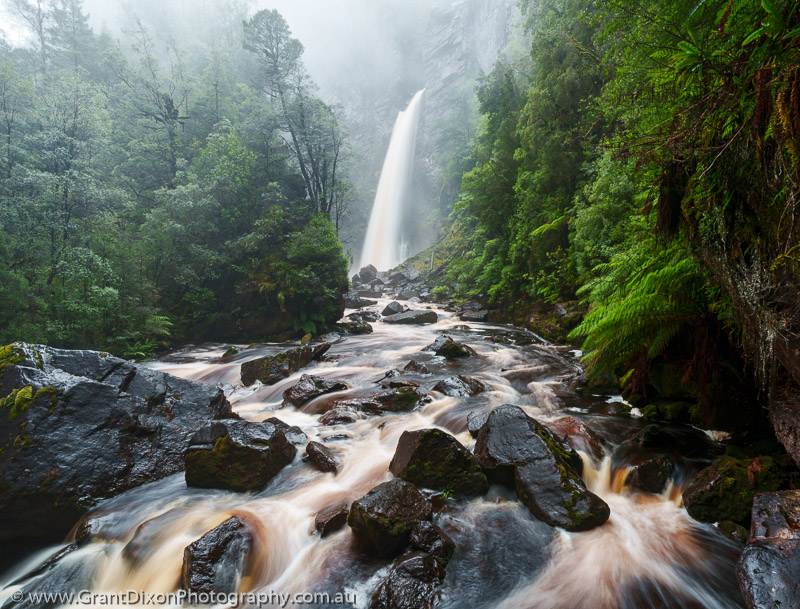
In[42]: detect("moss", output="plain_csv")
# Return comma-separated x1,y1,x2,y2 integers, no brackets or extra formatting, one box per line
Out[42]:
3,386,33,421
0,345,23,375
13,434,31,450
34,386,58,408
222,346,239,358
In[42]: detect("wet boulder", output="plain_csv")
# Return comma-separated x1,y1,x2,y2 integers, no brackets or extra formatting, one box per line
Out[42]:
682,455,786,526
184,420,296,492
515,461,610,532
474,405,583,484
544,416,605,460
347,479,433,557
315,504,349,538
263,417,307,445
336,321,374,335
240,343,330,386
409,522,455,566
319,408,359,426
181,516,253,594
403,361,430,375
467,411,489,438
359,387,427,413
369,551,445,609
625,455,674,494
718,520,749,545
474,405,609,531
398,289,420,300
0,343,233,568
422,335,476,358
282,374,348,407
383,310,438,325
303,441,339,474
432,375,487,398
383,301,406,316
737,491,800,609
389,429,488,496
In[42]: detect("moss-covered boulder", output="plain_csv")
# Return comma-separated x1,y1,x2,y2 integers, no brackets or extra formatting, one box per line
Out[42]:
282,374,348,407
184,420,296,492
422,335,476,358
682,455,788,526
389,429,488,496
240,343,331,386
347,479,432,557
474,405,609,531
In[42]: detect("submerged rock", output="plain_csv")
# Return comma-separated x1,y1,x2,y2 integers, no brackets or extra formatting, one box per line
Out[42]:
625,455,674,494
737,491,800,609
0,343,232,565
184,420,296,492
369,551,445,609
282,374,348,407
347,479,433,557
383,310,438,325
432,375,487,398
389,428,488,496
422,335,476,358
181,516,253,594
403,360,431,375
240,343,330,386
474,405,608,531
304,441,339,474
544,416,605,460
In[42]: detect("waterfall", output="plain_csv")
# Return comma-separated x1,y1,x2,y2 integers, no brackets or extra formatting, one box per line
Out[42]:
359,89,425,271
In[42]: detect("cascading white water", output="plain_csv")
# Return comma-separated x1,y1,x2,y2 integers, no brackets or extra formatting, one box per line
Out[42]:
359,89,425,271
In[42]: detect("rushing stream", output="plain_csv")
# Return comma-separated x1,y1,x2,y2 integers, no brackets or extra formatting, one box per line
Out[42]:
0,298,744,609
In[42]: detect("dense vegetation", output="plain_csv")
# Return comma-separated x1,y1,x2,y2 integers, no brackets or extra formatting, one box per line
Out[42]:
428,0,800,430
0,2,349,356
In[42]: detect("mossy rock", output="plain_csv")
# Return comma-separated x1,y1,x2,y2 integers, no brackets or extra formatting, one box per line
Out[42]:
389,428,488,496
221,347,238,359
641,400,700,424
682,455,789,526
717,520,749,545
0,345,23,376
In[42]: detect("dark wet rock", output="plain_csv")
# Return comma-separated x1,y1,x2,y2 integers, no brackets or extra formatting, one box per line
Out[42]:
422,335,476,358
737,491,800,609
383,301,406,316
184,419,296,492
409,522,455,566
304,441,339,474
0,343,233,566
543,416,605,460
474,405,608,531
7,543,78,588
398,289,420,300
263,417,307,445
347,479,433,557
718,520,749,545
240,343,330,386
181,516,253,594
459,310,488,322
338,387,427,415
682,455,787,526
515,462,610,532
432,375,487,398
319,408,359,426
474,405,583,483
626,455,674,494
315,504,349,538
282,374,348,407
344,292,378,309
403,361,431,375
390,429,488,496
467,411,489,438
358,290,384,299
348,311,381,323
359,264,378,283
383,310,438,325
336,321,374,335
369,551,445,609
377,369,403,383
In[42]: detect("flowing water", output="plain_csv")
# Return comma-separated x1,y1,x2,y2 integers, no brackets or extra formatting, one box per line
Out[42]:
359,90,425,272
0,299,745,609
